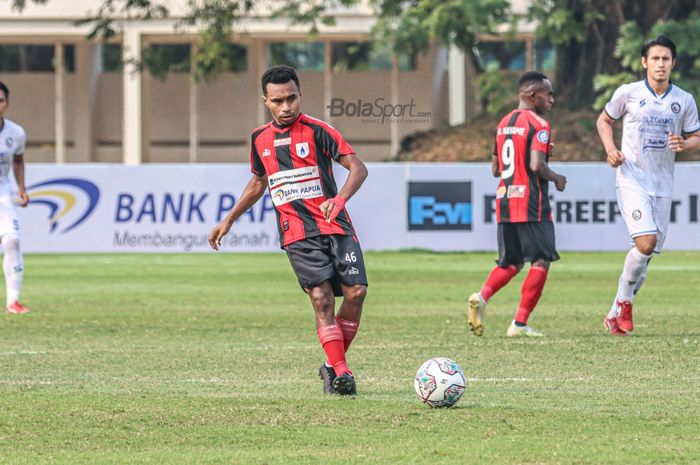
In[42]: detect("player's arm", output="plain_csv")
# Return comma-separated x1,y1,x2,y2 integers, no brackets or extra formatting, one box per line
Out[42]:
491,153,500,177
596,110,625,168
669,130,700,152
12,154,28,207
319,154,368,222
530,150,566,192
208,174,267,250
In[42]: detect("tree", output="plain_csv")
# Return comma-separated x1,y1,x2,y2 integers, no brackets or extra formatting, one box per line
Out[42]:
529,0,700,108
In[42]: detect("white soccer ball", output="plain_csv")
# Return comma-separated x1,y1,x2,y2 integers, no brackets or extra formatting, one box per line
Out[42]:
414,357,467,408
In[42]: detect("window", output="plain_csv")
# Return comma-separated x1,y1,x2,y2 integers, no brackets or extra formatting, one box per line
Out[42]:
535,40,556,71
0,44,75,72
143,43,192,75
475,41,526,71
102,43,123,73
268,42,324,71
332,41,417,72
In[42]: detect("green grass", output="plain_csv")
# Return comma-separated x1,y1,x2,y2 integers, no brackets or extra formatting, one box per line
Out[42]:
1,252,699,465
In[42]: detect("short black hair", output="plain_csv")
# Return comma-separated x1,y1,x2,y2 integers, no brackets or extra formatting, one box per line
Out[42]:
642,35,676,60
518,71,548,91
261,65,300,95
0,81,8,100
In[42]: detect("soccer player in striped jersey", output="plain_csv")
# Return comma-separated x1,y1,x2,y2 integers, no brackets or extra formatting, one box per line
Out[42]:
468,71,567,337
209,65,368,395
0,81,30,315
597,36,700,336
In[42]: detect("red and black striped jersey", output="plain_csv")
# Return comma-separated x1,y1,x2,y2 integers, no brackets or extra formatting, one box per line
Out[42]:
250,113,356,247
494,109,553,223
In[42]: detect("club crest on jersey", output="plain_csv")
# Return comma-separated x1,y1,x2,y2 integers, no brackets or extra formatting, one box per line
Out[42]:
5,137,13,148
536,130,549,144
671,102,681,114
632,209,642,221
262,148,271,157
296,142,310,158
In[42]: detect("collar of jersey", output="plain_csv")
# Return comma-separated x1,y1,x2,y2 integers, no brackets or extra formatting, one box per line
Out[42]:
644,79,673,99
271,114,302,132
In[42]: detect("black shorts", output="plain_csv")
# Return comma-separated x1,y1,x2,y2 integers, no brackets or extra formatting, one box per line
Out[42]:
285,234,368,297
497,221,560,267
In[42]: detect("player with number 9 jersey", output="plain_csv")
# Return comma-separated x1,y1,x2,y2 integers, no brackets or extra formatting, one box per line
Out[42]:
495,109,553,223
467,72,567,339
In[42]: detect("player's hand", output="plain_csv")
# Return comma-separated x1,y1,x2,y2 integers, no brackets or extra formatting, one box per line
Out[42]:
668,132,685,152
554,174,567,192
16,190,29,207
606,149,625,168
319,195,346,222
208,221,232,251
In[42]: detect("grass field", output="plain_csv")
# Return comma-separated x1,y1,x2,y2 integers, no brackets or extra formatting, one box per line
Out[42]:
1,251,699,465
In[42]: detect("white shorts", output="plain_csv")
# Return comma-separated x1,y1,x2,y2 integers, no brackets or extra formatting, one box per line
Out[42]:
0,194,20,238
616,187,671,253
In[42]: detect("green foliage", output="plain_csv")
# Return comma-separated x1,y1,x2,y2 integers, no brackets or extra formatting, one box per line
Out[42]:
594,14,700,110
475,69,518,116
370,0,511,56
528,0,604,45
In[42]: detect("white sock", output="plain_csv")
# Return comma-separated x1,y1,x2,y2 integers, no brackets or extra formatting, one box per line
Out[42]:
2,234,23,306
616,246,652,301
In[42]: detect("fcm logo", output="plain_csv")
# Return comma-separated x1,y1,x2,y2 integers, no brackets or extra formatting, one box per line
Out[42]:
408,182,472,231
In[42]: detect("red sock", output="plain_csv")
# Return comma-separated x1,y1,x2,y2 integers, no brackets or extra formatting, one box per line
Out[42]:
317,324,350,375
336,316,359,352
515,266,548,325
480,265,519,302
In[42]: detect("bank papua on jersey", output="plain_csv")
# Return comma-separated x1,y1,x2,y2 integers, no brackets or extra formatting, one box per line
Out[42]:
250,113,356,247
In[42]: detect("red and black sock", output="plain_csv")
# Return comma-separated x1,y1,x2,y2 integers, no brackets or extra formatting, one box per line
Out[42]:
515,266,548,325
481,264,519,302
317,324,350,376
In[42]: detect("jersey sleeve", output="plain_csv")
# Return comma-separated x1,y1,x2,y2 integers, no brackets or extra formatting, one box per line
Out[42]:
682,95,700,134
14,127,26,156
531,120,551,154
317,125,355,162
249,133,265,177
604,85,629,120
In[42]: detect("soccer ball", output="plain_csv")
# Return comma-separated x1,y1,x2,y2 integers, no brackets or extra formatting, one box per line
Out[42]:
414,357,467,408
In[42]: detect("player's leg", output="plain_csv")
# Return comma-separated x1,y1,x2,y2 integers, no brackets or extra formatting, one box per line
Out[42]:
2,233,25,309
507,222,559,337
329,235,368,396
632,196,670,297
285,237,350,394
332,234,368,353
0,199,28,314
468,223,522,336
607,188,657,333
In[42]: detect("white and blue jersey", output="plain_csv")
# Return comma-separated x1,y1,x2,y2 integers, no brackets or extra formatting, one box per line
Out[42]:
0,118,26,192
605,80,700,197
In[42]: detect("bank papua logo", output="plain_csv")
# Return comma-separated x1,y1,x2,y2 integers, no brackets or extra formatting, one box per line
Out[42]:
26,178,100,234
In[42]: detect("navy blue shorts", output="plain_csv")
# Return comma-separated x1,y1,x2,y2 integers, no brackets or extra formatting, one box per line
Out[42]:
285,234,368,297
497,221,559,267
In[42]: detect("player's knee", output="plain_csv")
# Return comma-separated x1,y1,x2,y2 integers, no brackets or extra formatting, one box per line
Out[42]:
635,238,656,255
308,287,335,312
345,284,367,305
1,234,19,250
